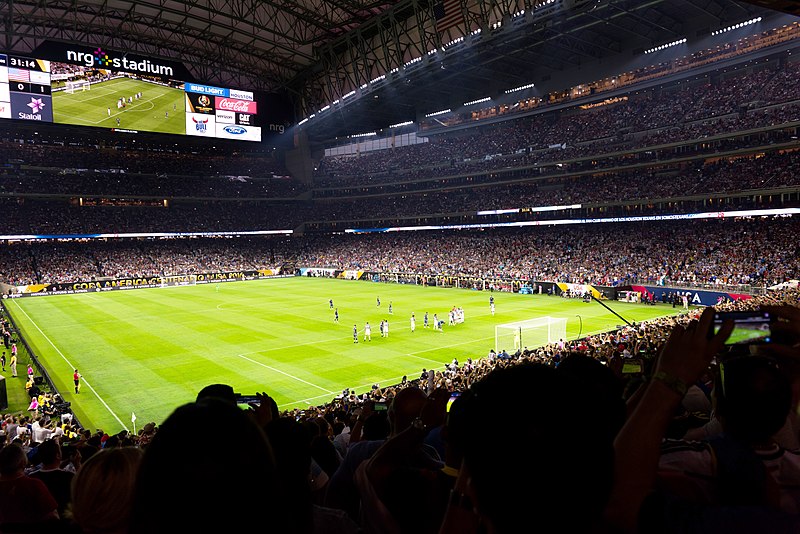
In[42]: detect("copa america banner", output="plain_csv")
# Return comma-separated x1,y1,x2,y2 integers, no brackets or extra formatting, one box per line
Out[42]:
626,285,753,307
8,269,287,296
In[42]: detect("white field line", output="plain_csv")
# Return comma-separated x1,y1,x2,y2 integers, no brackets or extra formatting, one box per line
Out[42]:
280,326,628,408
235,353,336,395
10,300,128,430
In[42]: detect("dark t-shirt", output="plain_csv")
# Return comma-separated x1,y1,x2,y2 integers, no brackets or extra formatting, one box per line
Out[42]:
0,475,58,524
31,469,74,516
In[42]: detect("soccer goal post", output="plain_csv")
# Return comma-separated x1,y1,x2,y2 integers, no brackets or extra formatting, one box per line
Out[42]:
158,274,197,288
495,317,567,352
65,80,91,94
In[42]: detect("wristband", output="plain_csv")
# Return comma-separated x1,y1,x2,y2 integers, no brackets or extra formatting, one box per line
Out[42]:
652,371,688,397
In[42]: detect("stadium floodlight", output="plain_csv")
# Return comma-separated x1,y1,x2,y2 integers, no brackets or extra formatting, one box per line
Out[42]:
514,10,525,17
298,118,309,126
495,317,568,353
349,131,377,138
444,36,465,48
644,38,687,54
342,207,800,234
425,108,451,118
404,57,422,67
463,96,491,106
712,17,762,36
318,105,330,113
342,90,356,99
309,114,316,119
471,28,481,35
370,75,386,84
491,21,502,29
389,120,414,128
332,99,340,105
359,83,368,89
505,82,536,94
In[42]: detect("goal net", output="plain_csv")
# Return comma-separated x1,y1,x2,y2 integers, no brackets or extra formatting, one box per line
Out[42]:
495,317,567,353
158,274,197,288
65,80,91,94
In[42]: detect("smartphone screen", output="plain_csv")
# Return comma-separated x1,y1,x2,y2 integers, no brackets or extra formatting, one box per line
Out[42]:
713,311,772,345
621,359,643,374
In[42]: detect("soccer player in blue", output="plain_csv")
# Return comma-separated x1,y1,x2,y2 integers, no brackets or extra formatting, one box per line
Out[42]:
353,325,358,343
330,299,334,309
376,296,381,307
388,302,393,315
334,308,339,323
424,312,429,328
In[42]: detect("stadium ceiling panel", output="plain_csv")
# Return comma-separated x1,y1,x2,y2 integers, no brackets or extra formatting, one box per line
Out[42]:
294,0,774,141
1,0,401,91
0,0,780,138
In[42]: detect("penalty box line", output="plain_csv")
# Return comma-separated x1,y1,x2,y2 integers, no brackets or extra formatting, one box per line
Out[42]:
234,352,337,395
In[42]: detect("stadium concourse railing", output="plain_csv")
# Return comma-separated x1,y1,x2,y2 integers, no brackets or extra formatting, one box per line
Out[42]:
0,299,75,421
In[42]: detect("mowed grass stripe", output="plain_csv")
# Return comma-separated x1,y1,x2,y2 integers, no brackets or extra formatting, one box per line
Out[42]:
7,278,681,432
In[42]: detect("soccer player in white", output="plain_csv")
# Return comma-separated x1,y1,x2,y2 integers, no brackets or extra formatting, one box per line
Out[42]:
384,320,389,338
364,322,371,342
410,313,416,332
490,302,495,316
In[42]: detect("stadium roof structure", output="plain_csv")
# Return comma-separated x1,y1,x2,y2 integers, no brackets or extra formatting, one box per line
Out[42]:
2,0,789,141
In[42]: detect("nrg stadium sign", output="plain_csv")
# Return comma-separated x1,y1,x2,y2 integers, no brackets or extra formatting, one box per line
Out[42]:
66,48,174,76
32,41,192,80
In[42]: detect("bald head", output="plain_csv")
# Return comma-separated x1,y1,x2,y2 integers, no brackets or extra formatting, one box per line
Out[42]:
389,387,427,434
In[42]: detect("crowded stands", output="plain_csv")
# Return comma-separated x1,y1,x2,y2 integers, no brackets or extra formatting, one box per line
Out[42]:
1,18,800,534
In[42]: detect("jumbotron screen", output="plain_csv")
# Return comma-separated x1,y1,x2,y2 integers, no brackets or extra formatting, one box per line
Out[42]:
0,49,262,142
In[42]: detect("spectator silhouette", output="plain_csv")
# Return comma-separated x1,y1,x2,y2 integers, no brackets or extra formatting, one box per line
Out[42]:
265,417,360,534
70,447,142,534
444,363,615,533
0,443,59,529
129,397,291,533
30,439,74,518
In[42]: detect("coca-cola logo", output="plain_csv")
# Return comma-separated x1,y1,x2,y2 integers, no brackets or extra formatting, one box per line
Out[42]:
215,97,257,114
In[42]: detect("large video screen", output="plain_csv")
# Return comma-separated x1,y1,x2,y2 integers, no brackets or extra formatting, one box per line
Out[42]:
0,51,262,142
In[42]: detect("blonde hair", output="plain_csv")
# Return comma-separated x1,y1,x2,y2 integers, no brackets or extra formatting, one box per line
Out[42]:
70,447,143,534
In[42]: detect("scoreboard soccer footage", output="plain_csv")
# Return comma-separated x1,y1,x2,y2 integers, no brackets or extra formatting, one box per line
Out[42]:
0,45,262,142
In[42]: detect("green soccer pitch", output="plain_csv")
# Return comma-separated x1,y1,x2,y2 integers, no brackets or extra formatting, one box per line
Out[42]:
52,78,185,135
4,278,681,433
